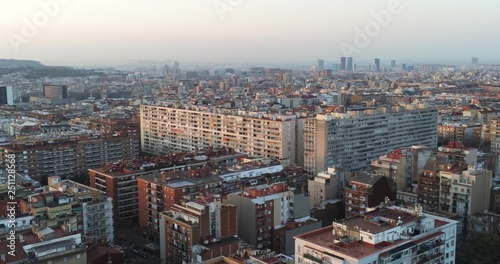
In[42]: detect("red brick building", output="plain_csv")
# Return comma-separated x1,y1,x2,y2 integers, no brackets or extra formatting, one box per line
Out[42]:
138,169,222,238
344,173,397,217
159,197,239,264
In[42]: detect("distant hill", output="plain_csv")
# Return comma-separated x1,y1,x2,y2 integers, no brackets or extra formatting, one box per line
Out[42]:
0,59,104,79
0,59,44,68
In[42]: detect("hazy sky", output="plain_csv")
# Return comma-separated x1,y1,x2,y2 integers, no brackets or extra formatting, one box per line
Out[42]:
1,0,499,66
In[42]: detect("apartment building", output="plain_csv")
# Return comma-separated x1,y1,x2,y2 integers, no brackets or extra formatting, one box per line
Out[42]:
225,183,310,250
438,122,482,147
435,142,481,167
218,158,307,194
272,218,322,255
417,158,441,211
159,198,239,264
18,177,114,243
140,104,299,166
344,173,397,217
439,166,492,217
371,149,409,191
89,163,142,221
467,211,500,240
0,132,139,181
309,167,345,208
294,205,458,264
138,169,222,238
372,147,433,192
304,103,438,175
89,148,246,222
46,177,114,243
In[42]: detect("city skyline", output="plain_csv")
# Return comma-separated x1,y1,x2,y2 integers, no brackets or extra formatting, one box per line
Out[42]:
1,0,499,66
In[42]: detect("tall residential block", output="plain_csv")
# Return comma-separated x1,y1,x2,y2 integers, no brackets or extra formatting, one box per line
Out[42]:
140,104,299,166
304,103,438,175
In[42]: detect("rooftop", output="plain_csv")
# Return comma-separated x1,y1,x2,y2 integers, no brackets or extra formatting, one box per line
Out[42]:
295,206,455,260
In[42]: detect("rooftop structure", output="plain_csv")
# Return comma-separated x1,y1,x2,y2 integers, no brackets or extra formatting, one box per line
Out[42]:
295,204,458,264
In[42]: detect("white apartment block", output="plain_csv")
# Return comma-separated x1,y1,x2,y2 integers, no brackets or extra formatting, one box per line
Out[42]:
141,104,299,166
81,196,114,243
295,205,458,264
48,177,115,243
439,166,492,217
304,103,438,175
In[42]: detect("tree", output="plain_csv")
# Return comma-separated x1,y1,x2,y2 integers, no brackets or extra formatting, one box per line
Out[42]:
457,234,500,264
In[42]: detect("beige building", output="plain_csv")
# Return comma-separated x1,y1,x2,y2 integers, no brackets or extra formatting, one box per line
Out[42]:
308,167,344,207
140,104,301,166
439,166,492,217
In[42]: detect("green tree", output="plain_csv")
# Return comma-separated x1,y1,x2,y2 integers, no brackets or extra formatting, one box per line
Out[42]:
457,234,500,264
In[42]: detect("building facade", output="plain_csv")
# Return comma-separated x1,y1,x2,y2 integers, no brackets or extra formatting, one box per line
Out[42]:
304,104,438,175
0,132,139,181
344,174,397,217
140,104,298,166
225,183,310,250
159,198,239,264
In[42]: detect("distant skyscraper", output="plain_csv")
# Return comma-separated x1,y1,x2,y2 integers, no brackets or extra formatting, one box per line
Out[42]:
472,57,479,65
172,61,180,73
163,65,171,75
402,63,407,71
353,64,357,72
340,57,346,71
332,64,339,73
374,58,380,72
347,57,353,71
317,59,324,71
391,60,396,68
0,86,13,105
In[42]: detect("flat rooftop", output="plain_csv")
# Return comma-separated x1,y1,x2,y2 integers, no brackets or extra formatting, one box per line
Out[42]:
296,208,452,260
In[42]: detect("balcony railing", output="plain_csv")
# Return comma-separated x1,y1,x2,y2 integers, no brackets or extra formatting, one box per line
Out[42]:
303,253,322,263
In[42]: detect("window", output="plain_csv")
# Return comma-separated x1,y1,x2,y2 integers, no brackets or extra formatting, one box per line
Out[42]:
76,253,81,259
